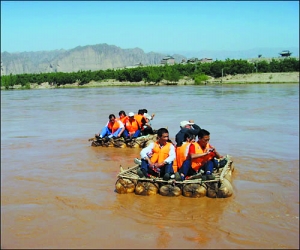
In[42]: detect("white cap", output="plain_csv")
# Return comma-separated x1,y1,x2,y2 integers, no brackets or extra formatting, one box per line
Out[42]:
128,112,135,117
180,120,194,127
144,113,151,120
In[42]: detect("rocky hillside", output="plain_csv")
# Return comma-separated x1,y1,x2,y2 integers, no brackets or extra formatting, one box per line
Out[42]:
1,44,186,75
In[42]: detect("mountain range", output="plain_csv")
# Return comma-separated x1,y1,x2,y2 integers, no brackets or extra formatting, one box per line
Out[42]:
1,44,298,76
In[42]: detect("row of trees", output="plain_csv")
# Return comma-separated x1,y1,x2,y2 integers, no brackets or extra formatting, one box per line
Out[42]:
1,58,299,89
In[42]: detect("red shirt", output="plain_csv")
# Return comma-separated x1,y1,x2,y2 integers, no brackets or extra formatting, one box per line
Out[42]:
188,143,196,155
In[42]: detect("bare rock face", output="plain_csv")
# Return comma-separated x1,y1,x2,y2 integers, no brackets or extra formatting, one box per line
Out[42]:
1,44,185,75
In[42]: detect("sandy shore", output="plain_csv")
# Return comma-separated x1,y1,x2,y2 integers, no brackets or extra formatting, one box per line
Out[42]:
207,72,299,84
2,72,299,90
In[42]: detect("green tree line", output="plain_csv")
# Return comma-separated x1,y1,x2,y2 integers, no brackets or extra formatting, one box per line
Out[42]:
1,57,299,89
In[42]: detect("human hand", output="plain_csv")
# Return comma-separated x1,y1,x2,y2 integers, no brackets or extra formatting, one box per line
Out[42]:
149,162,155,168
152,164,161,173
208,147,215,153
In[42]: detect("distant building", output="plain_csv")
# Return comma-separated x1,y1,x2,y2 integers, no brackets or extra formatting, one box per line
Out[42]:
187,57,198,63
161,56,175,65
199,58,213,63
279,50,292,57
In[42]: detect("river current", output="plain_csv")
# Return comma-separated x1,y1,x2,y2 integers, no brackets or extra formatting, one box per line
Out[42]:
1,84,299,249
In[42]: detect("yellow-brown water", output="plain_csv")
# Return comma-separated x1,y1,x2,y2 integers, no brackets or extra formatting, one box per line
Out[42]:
1,84,299,249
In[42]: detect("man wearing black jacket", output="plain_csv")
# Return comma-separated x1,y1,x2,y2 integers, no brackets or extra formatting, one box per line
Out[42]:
175,120,201,146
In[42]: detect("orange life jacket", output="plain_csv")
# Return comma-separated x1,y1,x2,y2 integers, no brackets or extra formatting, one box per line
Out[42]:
149,142,172,164
134,114,145,130
107,120,121,133
117,116,128,125
125,119,139,134
173,157,178,173
191,142,216,172
175,142,191,169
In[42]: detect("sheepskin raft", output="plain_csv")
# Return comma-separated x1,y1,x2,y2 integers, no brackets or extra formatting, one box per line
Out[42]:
115,155,235,198
88,134,157,148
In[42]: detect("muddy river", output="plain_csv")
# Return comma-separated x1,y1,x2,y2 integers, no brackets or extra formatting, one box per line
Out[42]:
1,84,299,249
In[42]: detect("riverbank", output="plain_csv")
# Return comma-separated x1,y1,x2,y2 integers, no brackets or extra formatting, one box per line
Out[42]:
1,72,299,90
207,72,299,84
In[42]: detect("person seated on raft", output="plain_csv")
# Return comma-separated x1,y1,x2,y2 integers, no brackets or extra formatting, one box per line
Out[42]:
180,129,222,180
174,131,195,181
142,109,155,121
123,112,141,140
95,114,125,140
134,109,147,134
118,110,129,125
175,120,201,147
141,113,154,136
137,127,176,181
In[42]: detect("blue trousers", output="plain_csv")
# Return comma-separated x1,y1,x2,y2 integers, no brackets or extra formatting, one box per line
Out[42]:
100,127,123,138
140,159,174,176
179,158,218,176
123,129,141,138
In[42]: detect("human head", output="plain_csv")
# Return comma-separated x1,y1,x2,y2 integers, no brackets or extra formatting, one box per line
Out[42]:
180,120,194,128
144,113,151,120
108,114,116,122
198,129,210,147
128,112,135,120
157,128,169,145
119,110,126,117
143,109,148,114
138,109,144,115
184,131,195,142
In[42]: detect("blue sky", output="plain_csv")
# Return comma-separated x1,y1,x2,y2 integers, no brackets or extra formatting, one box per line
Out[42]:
1,1,299,54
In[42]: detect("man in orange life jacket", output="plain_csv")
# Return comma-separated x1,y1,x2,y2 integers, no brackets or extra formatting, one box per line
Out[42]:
96,114,125,139
123,112,141,139
138,128,176,181
181,129,222,180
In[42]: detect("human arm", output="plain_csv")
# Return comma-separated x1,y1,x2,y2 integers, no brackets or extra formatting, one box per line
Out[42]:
191,124,201,134
117,120,125,137
189,143,210,159
140,142,156,168
209,146,222,159
189,145,209,159
189,144,221,159
118,126,125,137
175,129,188,146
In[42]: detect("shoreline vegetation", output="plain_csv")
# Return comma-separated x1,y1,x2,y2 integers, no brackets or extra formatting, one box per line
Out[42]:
2,72,299,90
2,57,298,90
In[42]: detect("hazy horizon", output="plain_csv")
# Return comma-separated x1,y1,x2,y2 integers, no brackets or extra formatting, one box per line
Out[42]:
1,44,298,61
